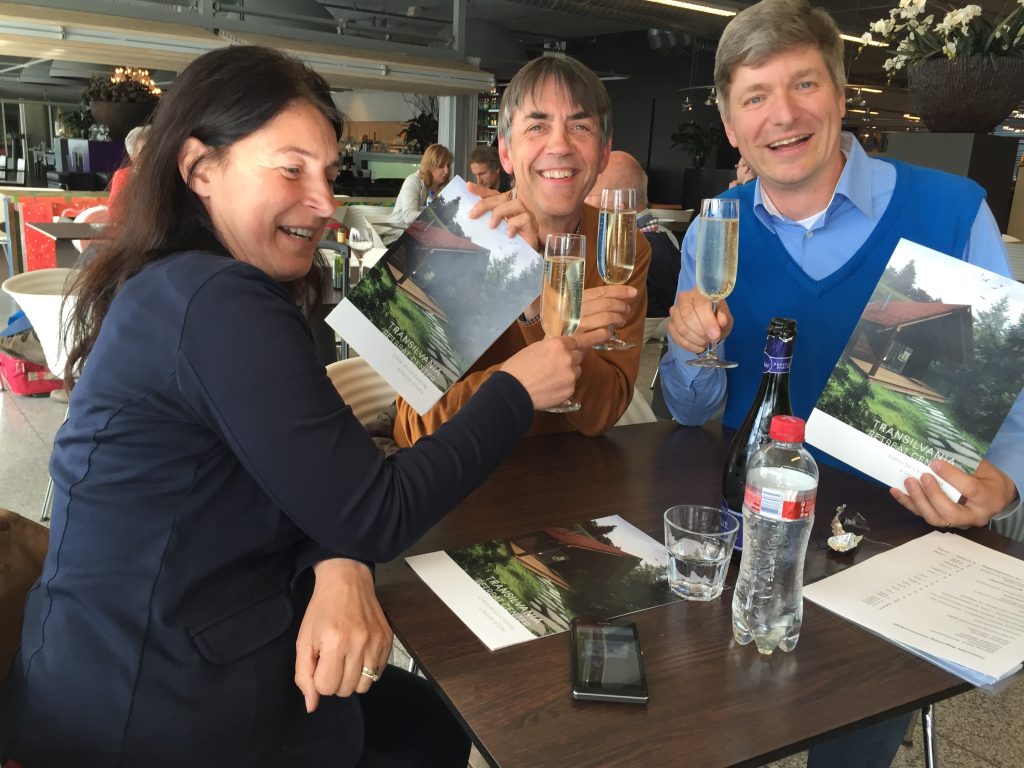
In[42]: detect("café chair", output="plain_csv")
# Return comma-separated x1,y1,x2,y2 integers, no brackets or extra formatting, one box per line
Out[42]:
905,704,938,768
615,387,658,426
1,508,48,683
644,316,669,391
324,356,396,427
1,268,78,522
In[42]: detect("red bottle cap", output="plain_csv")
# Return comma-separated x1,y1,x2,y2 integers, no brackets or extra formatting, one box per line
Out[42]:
769,415,805,443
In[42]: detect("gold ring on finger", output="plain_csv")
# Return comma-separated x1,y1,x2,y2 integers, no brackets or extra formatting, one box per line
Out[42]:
360,665,380,683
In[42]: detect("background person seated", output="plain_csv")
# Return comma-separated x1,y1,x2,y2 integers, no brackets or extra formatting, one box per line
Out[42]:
384,143,452,237
585,150,679,318
469,144,512,193
107,125,149,213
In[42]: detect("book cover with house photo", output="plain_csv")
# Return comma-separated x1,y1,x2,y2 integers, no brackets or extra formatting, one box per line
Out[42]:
807,238,1024,500
325,176,542,414
406,515,678,651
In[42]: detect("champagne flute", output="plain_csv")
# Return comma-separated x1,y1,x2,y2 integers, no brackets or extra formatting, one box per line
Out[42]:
594,187,637,351
347,225,372,279
687,197,739,369
540,233,585,413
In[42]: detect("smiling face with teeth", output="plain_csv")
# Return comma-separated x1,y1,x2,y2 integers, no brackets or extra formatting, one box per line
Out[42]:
498,76,610,241
721,45,846,220
186,100,339,282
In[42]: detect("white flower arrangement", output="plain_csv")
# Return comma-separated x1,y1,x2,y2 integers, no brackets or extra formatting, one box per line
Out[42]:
861,0,1024,78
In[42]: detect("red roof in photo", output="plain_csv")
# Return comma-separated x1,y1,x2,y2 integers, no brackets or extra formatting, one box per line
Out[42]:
407,220,487,254
862,300,970,329
543,528,630,557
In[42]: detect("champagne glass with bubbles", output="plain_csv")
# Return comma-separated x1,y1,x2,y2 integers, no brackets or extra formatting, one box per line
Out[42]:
347,225,372,278
593,188,637,351
540,233,585,413
688,197,739,369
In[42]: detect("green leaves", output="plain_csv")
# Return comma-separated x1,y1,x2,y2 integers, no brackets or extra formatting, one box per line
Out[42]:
670,121,724,169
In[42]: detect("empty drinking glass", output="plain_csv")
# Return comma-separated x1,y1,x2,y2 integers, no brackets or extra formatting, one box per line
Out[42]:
664,505,739,601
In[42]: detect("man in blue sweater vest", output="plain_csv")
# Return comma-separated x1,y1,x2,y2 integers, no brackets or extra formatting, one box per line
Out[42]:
660,0,1022,766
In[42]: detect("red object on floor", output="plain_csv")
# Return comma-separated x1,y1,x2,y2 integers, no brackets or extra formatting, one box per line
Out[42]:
0,351,62,396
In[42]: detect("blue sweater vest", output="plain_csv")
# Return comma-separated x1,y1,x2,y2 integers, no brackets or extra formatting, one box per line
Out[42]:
718,159,983,429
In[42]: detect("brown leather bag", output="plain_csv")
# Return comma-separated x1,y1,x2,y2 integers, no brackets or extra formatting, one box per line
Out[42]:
0,509,48,686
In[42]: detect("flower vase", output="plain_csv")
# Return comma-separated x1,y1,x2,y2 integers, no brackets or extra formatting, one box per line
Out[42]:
907,57,1024,134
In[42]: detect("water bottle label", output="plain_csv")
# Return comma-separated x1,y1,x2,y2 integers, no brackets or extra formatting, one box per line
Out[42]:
763,336,792,374
743,484,814,520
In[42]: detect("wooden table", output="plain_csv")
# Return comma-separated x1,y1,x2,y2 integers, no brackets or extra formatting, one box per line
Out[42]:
375,421,1023,768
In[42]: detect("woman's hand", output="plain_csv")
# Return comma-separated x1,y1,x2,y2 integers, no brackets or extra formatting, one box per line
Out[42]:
294,558,393,713
890,458,1019,529
500,336,583,410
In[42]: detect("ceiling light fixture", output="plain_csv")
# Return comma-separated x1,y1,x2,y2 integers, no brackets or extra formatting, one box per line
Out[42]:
645,0,736,17
0,11,494,95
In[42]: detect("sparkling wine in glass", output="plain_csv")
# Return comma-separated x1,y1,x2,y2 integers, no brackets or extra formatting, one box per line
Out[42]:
688,197,739,369
347,226,372,278
540,233,585,413
594,187,637,351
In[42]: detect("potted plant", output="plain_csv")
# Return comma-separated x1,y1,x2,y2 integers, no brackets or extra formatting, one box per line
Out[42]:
83,67,161,141
399,111,439,154
671,121,724,170
861,0,1024,132
56,108,95,140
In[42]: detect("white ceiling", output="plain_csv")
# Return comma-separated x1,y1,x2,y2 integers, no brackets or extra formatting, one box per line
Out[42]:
0,0,1021,133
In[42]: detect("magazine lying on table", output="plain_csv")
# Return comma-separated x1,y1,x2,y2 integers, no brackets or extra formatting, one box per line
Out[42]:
325,176,542,414
806,238,1024,500
804,531,1024,687
406,515,679,651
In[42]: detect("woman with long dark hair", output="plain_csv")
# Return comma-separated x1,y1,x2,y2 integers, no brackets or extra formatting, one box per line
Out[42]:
0,46,580,766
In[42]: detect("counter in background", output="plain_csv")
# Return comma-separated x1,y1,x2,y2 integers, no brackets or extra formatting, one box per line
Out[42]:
351,150,420,181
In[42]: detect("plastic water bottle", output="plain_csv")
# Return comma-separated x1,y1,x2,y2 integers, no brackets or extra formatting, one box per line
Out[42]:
732,415,817,655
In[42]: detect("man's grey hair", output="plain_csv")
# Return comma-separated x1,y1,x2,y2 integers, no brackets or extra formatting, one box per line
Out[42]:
124,125,150,161
498,54,612,144
714,0,845,118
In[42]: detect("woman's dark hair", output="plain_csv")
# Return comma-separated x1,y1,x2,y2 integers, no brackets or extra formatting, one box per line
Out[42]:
64,45,343,385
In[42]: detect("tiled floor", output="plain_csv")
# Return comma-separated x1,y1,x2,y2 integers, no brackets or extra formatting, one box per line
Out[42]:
2,260,1021,766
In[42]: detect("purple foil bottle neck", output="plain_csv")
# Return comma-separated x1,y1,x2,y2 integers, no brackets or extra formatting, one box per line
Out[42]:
762,336,793,374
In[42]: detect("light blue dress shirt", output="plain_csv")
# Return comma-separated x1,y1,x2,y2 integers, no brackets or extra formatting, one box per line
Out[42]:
661,133,1022,522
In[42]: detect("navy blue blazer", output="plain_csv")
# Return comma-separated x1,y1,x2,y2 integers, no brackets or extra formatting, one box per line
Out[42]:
1,251,532,765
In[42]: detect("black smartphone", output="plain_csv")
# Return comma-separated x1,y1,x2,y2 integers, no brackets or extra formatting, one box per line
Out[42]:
570,618,649,704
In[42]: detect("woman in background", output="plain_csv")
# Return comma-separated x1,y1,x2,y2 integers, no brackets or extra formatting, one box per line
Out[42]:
106,124,149,210
0,46,580,767
386,143,452,230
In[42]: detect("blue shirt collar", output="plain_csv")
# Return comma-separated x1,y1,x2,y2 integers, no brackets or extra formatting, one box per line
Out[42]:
752,132,876,231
